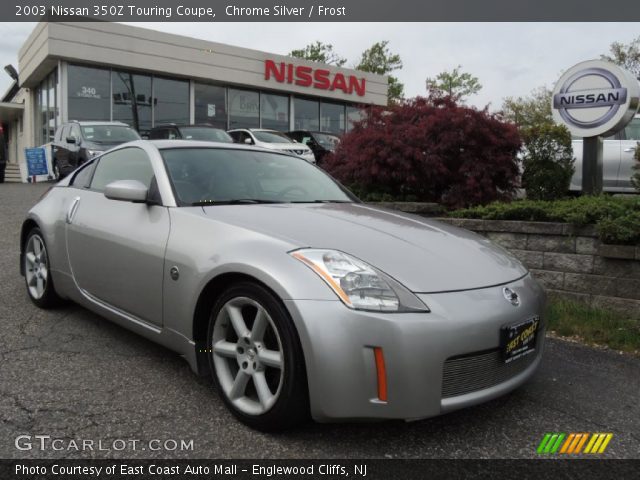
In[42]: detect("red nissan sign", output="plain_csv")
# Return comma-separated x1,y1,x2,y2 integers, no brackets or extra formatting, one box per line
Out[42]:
265,60,366,97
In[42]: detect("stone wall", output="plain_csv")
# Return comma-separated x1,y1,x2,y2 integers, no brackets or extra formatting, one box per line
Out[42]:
437,218,640,317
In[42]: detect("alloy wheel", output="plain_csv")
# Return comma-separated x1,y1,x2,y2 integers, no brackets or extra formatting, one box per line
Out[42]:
212,297,284,416
25,234,48,300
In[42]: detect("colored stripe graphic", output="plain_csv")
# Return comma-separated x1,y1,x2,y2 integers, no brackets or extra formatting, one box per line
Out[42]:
537,433,612,454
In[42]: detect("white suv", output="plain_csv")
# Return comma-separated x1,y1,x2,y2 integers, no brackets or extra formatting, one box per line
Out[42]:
571,115,640,193
228,129,316,164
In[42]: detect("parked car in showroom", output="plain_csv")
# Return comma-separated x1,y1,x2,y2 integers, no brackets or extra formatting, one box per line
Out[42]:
228,128,316,163
21,140,545,430
149,124,233,143
52,121,140,179
570,115,640,193
287,130,340,164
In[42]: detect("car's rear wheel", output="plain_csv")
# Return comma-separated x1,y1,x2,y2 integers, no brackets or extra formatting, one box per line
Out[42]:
207,282,308,430
24,228,63,308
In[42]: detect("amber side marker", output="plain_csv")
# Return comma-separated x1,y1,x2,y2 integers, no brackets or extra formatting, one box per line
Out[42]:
373,347,387,402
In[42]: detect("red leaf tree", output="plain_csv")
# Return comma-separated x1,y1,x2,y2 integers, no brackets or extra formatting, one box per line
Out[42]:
324,97,521,208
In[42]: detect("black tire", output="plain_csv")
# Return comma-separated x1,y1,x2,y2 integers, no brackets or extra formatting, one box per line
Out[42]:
207,281,309,431
23,228,64,309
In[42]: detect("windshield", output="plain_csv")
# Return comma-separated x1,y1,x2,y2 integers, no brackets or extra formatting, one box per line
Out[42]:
81,125,140,144
161,148,355,206
312,133,340,150
180,127,233,143
252,131,294,144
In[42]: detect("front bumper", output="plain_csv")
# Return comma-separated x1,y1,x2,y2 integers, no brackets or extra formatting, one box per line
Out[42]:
284,273,546,422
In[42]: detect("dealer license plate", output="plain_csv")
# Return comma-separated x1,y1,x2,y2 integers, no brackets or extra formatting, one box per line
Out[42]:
500,316,540,363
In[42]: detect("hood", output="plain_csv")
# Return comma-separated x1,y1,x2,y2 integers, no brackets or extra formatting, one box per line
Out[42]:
201,203,527,293
262,143,311,152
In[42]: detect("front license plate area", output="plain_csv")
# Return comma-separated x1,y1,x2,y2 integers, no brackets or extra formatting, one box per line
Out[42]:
500,316,540,363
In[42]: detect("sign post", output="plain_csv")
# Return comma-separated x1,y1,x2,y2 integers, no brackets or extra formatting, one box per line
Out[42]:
551,60,640,195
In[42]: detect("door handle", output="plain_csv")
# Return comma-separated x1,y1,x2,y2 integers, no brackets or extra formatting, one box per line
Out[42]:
66,197,80,224
624,147,637,152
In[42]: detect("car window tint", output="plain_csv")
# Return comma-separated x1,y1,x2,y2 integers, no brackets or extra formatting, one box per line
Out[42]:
90,147,155,192
61,126,70,141
70,125,81,141
624,118,640,141
69,160,96,188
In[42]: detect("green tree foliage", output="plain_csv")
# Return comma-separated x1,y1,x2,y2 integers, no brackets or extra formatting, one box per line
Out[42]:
356,41,404,104
501,86,553,129
425,65,482,102
520,123,575,200
601,36,640,78
288,41,347,66
631,142,640,192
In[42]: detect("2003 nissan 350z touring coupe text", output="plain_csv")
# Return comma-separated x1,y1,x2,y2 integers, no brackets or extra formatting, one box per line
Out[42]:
20,140,546,430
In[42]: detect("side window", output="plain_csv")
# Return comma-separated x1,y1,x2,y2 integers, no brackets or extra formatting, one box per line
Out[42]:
149,129,164,140
70,125,81,142
167,128,179,140
228,131,240,142
90,148,155,192
61,126,70,142
624,118,640,141
69,160,96,188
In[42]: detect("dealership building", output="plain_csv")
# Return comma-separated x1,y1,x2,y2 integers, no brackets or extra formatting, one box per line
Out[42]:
0,21,388,181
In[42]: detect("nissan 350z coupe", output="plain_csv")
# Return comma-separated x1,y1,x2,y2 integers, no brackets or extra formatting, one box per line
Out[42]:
20,140,546,430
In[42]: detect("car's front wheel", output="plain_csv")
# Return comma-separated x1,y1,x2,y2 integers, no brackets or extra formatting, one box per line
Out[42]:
24,228,63,308
207,282,309,430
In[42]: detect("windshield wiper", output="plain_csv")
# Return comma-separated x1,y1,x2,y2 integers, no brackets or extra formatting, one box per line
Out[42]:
191,199,283,206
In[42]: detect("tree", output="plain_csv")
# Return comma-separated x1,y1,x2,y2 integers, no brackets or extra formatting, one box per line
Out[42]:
425,66,482,102
520,123,575,200
289,41,347,66
631,143,640,193
602,36,640,78
323,96,521,207
356,41,404,104
501,86,554,129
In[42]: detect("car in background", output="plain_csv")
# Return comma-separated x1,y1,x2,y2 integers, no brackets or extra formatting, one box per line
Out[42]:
228,128,316,163
570,115,640,193
148,124,233,143
52,121,140,179
287,130,340,164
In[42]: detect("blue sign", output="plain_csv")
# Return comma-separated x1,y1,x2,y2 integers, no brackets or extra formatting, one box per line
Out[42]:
25,147,48,177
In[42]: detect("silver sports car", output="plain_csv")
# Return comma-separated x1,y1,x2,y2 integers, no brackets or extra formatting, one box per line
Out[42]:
21,140,546,430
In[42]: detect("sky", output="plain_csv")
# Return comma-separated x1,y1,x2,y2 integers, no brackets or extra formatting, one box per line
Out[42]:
0,22,638,110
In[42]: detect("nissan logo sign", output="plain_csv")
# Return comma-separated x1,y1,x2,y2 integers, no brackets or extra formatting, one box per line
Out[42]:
551,60,640,137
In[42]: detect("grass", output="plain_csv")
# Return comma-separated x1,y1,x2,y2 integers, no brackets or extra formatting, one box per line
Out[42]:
545,299,640,355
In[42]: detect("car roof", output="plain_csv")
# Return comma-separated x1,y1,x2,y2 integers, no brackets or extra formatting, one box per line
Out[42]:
66,121,131,126
147,139,286,152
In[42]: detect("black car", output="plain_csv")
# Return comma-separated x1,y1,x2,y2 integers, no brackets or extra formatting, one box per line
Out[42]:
287,130,340,163
52,121,140,178
148,124,233,143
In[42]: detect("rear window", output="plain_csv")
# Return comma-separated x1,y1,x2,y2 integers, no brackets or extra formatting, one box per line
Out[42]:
81,125,140,143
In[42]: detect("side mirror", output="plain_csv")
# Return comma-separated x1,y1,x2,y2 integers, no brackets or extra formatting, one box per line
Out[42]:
244,137,252,145
66,136,76,144
104,180,148,203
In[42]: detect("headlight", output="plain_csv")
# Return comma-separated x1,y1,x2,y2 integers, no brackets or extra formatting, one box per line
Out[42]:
290,249,429,313
88,150,104,158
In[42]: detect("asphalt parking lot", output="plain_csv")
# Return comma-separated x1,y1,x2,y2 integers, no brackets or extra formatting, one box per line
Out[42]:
0,182,638,459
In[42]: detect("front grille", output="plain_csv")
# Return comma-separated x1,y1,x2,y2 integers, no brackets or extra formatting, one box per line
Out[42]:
442,346,538,398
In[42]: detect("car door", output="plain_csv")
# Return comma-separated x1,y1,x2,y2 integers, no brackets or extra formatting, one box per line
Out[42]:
68,124,83,168
619,117,640,191
602,133,622,191
54,126,71,172
65,146,169,326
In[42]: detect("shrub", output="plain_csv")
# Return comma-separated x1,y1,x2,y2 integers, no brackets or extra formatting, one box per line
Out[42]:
520,123,575,200
323,96,521,208
449,195,640,245
632,142,640,193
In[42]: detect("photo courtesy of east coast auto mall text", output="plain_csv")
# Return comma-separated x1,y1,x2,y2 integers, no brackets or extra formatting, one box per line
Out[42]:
0,1,638,479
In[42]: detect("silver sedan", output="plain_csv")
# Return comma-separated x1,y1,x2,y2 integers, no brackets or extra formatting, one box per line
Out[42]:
20,140,546,430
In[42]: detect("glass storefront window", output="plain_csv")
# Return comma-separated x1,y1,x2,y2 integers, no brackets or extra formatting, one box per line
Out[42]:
68,65,111,122
261,93,289,130
346,106,365,132
293,98,319,130
112,71,152,136
153,77,189,126
320,102,345,134
228,89,259,129
194,83,226,128
47,71,57,142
